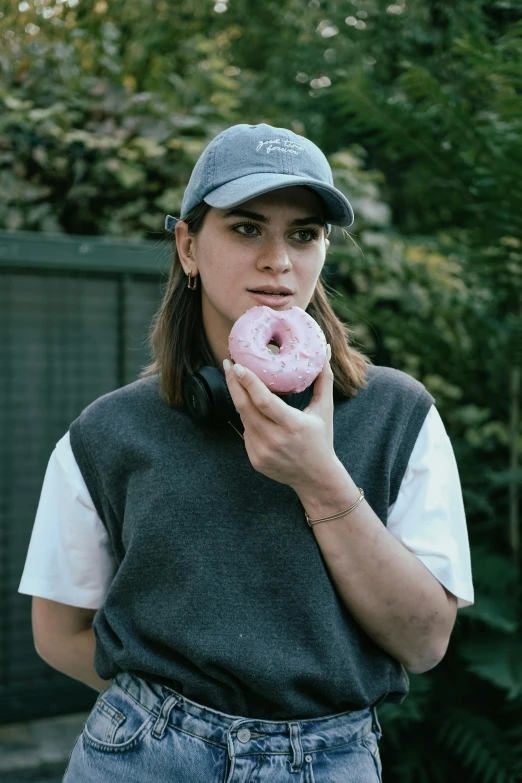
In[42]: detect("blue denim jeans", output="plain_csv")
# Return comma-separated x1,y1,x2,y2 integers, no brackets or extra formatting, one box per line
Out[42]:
63,671,383,782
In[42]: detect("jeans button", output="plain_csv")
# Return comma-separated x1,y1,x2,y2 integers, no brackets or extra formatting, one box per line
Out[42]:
237,728,251,743
305,754,312,763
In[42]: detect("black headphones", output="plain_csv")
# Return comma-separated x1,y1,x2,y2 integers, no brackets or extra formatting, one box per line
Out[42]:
182,366,315,435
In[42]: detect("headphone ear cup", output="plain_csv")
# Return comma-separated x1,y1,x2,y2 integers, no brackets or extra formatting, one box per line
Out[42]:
182,365,316,426
182,373,212,423
182,367,236,424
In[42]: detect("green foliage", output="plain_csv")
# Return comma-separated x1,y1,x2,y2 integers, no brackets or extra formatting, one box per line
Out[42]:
1,0,522,780
459,634,522,698
0,0,241,235
438,708,522,783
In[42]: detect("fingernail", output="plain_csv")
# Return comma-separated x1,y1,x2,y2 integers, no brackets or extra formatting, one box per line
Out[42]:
327,344,332,361
233,363,244,377
223,359,231,372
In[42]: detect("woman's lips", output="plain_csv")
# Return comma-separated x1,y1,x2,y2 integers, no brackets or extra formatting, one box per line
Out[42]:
248,292,293,307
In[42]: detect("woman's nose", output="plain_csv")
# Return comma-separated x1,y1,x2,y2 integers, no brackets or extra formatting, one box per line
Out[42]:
258,241,292,272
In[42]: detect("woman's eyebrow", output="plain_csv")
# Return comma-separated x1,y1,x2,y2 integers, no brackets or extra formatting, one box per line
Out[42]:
221,208,325,227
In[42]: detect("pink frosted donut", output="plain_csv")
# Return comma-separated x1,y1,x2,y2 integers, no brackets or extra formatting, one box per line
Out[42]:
228,305,328,394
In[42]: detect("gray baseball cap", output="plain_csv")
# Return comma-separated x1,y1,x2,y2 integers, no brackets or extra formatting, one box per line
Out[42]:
164,123,354,233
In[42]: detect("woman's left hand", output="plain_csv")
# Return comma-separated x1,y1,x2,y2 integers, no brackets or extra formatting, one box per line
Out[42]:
223,346,341,491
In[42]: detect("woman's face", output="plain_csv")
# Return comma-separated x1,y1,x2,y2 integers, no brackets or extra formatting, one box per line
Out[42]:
178,186,329,365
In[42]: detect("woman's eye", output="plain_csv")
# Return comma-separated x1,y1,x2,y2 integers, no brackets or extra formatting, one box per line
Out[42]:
233,222,260,236
293,228,319,243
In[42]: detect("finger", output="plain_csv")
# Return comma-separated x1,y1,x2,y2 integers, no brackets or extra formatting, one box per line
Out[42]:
306,344,334,413
223,360,276,432
225,360,299,429
223,359,254,414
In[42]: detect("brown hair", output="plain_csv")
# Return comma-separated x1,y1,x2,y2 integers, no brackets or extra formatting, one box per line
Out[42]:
140,202,372,407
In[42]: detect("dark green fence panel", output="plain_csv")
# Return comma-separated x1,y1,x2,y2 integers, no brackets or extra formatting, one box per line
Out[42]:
0,231,169,723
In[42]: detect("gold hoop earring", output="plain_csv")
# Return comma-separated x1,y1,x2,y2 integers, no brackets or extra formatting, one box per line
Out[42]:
187,272,198,290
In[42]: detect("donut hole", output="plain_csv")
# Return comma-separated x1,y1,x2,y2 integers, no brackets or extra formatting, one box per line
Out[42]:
267,341,281,355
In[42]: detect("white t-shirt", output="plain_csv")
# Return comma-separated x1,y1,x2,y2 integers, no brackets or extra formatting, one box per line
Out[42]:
19,405,474,610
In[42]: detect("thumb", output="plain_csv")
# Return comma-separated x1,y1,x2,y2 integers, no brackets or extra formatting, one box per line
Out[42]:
307,344,333,411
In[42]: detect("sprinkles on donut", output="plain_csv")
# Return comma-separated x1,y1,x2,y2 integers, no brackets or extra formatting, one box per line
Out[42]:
228,305,327,394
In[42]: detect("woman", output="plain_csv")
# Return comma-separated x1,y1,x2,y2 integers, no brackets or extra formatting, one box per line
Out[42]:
19,123,474,782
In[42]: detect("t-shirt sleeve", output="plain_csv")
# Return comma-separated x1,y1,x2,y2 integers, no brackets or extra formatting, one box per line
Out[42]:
18,431,117,610
387,405,474,609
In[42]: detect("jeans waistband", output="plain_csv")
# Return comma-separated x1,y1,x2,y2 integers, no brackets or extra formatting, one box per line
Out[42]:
113,671,382,763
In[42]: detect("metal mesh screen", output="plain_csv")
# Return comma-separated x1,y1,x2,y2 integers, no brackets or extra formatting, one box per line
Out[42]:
0,233,166,722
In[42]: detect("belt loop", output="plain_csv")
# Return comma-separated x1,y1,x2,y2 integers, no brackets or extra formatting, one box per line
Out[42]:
226,718,249,783
152,694,180,740
288,722,303,773
371,705,383,740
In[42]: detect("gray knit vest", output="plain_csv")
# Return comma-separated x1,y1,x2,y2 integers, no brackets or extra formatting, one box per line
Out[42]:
69,364,434,720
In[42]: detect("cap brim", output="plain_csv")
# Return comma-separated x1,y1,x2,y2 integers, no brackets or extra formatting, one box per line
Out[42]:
203,173,354,227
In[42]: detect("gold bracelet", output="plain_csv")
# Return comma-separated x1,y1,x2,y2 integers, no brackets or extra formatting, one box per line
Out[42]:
305,488,365,527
